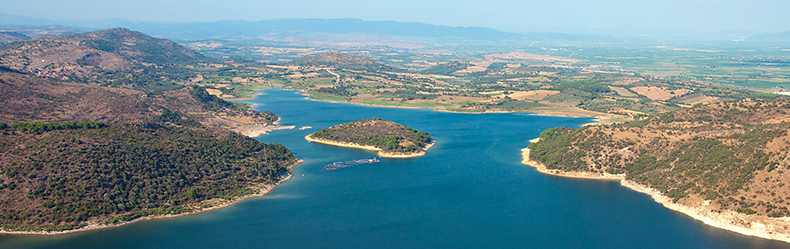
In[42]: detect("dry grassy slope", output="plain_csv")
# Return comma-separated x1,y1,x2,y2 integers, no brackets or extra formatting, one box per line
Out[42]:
0,70,274,129
0,32,30,45
0,70,149,124
530,99,790,217
0,28,208,77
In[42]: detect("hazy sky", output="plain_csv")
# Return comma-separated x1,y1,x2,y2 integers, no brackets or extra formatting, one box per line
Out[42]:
2,0,789,33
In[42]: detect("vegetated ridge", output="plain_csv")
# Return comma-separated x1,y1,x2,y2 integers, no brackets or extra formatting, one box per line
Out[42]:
0,67,297,232
0,123,296,233
0,31,29,44
528,98,790,241
0,27,214,90
288,51,398,72
309,118,432,154
421,61,471,75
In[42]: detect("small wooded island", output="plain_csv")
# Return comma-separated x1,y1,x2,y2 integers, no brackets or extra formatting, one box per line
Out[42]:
305,118,434,158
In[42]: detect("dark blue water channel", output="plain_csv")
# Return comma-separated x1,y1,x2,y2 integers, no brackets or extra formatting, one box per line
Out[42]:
2,89,789,249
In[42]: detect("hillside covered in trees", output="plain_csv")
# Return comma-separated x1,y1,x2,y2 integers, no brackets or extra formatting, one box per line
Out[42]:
0,67,298,232
0,124,296,232
309,118,432,154
528,99,790,218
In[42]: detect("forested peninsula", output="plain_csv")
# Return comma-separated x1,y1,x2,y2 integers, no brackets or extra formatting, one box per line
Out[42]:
524,99,790,242
306,118,434,158
0,29,300,233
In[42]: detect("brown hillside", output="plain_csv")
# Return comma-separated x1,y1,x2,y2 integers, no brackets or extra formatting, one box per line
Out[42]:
0,69,294,232
0,69,276,130
530,99,790,217
0,70,147,123
0,31,30,44
0,28,210,86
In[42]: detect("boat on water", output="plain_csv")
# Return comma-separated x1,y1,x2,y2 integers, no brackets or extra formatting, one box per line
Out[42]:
299,126,312,130
323,157,380,171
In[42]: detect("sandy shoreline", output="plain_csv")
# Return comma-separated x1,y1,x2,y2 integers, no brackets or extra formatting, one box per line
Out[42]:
230,117,296,138
234,124,295,138
0,160,304,236
520,146,625,180
305,134,434,158
520,139,790,243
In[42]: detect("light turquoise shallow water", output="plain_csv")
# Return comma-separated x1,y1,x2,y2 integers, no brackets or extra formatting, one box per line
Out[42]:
1,89,788,249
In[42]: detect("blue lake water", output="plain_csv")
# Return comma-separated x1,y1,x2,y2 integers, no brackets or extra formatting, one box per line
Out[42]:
2,89,789,248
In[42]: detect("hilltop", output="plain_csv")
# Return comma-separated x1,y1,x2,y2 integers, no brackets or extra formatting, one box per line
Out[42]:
0,31,29,44
306,118,434,158
525,98,790,242
421,61,471,75
0,28,214,90
288,51,397,71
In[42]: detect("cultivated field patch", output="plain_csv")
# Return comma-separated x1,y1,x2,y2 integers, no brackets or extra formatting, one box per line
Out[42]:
631,86,692,101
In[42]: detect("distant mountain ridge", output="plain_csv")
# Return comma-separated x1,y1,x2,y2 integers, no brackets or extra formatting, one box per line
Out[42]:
1,12,788,44
748,31,790,42
0,25,87,40
0,13,533,41
100,18,530,41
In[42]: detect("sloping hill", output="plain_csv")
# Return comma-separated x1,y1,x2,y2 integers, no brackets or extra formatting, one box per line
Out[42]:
288,51,398,71
0,124,297,232
0,31,29,44
527,99,790,239
0,69,297,233
0,68,147,123
422,61,471,75
0,28,214,90
0,68,276,126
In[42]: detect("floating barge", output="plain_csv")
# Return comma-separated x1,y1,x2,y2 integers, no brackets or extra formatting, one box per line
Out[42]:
323,158,380,171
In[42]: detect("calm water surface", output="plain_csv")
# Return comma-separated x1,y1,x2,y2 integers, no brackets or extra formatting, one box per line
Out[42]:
1,89,788,249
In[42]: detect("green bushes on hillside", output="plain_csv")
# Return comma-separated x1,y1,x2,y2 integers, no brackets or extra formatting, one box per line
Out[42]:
11,121,105,134
0,123,298,232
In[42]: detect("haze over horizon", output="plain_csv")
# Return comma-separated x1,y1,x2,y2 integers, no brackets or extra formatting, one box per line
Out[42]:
1,0,789,35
